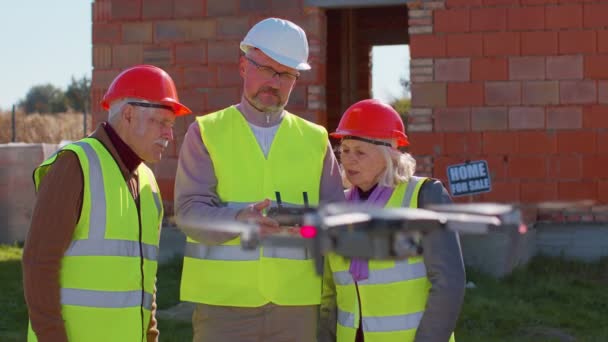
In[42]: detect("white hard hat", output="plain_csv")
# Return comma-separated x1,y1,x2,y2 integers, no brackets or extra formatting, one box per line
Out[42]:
240,17,311,71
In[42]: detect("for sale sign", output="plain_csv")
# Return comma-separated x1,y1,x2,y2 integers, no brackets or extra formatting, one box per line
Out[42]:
446,160,492,197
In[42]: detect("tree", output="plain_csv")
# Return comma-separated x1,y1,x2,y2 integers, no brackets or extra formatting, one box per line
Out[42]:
65,75,91,112
389,77,411,118
20,84,67,114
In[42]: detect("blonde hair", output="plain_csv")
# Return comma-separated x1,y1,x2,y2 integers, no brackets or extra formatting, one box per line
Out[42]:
339,137,416,188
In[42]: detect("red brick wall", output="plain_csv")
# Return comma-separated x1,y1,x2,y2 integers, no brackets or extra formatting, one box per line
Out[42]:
407,0,608,205
91,0,327,214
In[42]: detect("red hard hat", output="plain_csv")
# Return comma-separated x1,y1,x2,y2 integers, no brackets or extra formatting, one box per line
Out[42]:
330,99,409,147
101,65,191,116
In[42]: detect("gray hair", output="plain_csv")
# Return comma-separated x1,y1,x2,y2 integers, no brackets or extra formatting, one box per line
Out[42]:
107,98,151,124
340,137,416,188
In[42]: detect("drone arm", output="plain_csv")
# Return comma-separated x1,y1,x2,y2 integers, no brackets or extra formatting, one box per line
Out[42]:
416,229,466,341
318,257,338,342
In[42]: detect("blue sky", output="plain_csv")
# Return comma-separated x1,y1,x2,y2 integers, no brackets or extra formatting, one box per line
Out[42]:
0,1,409,111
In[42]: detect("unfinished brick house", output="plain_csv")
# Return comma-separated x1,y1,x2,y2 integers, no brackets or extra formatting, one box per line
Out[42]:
91,0,608,215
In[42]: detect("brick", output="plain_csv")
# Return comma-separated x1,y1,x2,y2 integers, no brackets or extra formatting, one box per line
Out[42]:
410,34,447,58
433,156,463,181
471,57,507,81
546,55,583,80
598,131,608,154
434,9,470,33
599,181,608,204
547,155,582,180
509,57,545,81
435,58,470,82
142,0,173,19
509,107,545,130
111,0,142,20
518,131,557,154
584,3,608,28
584,55,608,79
155,21,189,42
483,181,520,203
559,81,596,105
583,156,608,178
471,7,507,32
508,156,546,179
600,81,608,104
522,81,559,106
93,46,112,69
559,30,596,54
483,32,520,57
112,45,143,68
289,86,307,110
207,0,238,16
485,81,521,106
176,88,207,115
93,0,111,22
446,33,483,57
508,6,545,31
217,17,250,39
471,107,507,131
176,44,207,64
143,47,172,65
484,155,507,180
521,31,558,56
443,132,482,155
446,0,482,6
190,20,216,40
93,23,120,44
434,108,471,131
175,0,205,18
150,157,178,180
411,83,447,107
184,67,216,87
270,0,300,9
520,182,558,203
163,67,185,88
157,179,175,201
206,87,240,111
122,23,153,43
547,106,582,129
447,82,484,106
482,131,518,154
557,131,596,154
238,0,273,12
546,4,583,29
208,41,240,64
583,105,608,129
92,69,120,91
408,132,444,155
598,31,608,54
558,182,597,201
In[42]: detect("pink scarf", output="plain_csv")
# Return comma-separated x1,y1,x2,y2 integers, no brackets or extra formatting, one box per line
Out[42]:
346,185,394,281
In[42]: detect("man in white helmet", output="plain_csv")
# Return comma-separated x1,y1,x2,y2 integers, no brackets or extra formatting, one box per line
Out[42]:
175,17,345,341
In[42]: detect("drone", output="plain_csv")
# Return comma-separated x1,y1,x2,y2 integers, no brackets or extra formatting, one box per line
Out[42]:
176,192,597,275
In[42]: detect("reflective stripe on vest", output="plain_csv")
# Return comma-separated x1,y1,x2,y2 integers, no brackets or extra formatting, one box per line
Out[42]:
61,288,153,310
338,309,424,332
333,260,427,286
185,242,311,260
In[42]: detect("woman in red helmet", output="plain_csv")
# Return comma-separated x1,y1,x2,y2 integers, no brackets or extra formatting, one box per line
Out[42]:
318,99,465,342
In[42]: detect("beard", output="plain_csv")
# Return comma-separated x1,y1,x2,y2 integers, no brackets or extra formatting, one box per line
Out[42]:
249,86,287,113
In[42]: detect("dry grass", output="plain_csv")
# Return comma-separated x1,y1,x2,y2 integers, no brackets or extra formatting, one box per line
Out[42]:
0,110,92,144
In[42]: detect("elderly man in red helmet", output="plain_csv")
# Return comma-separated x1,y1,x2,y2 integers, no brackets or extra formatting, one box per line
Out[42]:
174,17,344,341
318,99,466,342
22,65,191,342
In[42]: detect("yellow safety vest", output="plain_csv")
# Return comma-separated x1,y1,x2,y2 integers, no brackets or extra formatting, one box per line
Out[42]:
180,106,327,306
327,177,456,342
27,138,162,342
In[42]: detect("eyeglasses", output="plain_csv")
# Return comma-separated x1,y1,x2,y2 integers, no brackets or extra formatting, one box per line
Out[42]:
244,56,300,82
128,101,173,111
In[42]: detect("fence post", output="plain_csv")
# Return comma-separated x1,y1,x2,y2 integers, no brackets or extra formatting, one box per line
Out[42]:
11,104,16,142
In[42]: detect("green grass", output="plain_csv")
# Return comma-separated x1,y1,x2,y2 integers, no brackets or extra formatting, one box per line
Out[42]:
456,255,608,342
3,246,608,341
0,245,28,342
